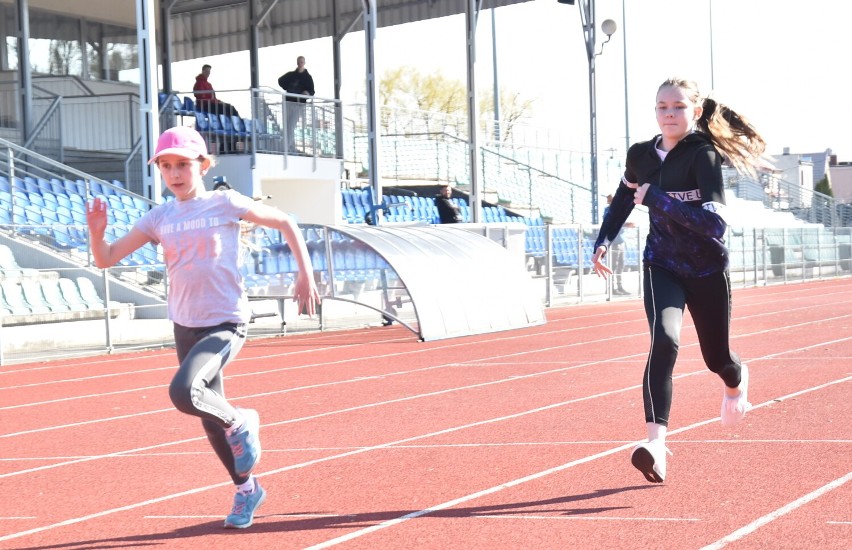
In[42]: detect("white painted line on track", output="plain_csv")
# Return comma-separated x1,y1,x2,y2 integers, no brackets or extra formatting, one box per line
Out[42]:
303,373,852,549
2,299,850,544
476,514,701,522
144,513,342,520
699,471,852,549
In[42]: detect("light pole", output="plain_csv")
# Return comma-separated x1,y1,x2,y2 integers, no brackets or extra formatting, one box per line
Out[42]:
585,9,616,224
563,0,616,224
621,0,630,155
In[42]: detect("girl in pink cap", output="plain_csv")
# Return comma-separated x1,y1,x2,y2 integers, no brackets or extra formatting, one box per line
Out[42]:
87,125,320,529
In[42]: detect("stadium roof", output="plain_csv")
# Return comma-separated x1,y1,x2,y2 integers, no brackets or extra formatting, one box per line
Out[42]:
24,0,533,62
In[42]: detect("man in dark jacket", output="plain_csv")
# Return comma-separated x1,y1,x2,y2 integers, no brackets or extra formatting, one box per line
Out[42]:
435,184,461,224
277,56,315,153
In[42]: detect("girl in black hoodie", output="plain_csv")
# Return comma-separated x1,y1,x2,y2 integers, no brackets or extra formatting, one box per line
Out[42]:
592,78,766,483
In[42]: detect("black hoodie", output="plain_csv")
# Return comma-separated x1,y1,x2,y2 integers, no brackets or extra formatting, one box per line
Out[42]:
594,132,729,278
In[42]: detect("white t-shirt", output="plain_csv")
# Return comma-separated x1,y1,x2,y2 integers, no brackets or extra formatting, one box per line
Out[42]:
135,189,255,327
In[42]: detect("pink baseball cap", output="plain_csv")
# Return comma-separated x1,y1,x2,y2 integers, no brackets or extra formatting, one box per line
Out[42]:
148,126,210,164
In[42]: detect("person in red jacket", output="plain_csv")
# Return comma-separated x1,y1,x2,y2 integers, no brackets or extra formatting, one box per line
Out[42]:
193,64,240,119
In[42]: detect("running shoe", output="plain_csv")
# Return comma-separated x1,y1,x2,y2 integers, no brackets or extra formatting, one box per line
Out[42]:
721,363,752,427
630,440,672,483
226,408,261,477
224,481,267,529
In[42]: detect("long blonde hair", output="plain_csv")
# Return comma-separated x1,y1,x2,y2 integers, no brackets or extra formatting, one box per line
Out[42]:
659,78,766,175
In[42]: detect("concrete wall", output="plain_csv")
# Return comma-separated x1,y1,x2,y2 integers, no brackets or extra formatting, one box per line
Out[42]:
211,153,344,225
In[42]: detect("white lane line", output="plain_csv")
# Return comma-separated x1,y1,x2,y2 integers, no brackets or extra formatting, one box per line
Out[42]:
0,332,672,439
0,378,654,544
4,298,847,401
144,513,342,520
301,375,852,549
699,471,852,550
476,514,701,522
2,319,850,543
6,438,850,463
0,376,849,544
3,336,721,480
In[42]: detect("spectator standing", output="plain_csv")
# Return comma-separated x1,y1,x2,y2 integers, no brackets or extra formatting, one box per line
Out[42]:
435,184,461,224
87,126,319,529
194,64,240,119
277,56,315,153
602,193,630,295
591,77,765,484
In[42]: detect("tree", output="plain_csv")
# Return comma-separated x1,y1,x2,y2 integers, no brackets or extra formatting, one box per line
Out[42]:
48,40,80,76
814,175,833,197
479,89,535,145
378,65,533,139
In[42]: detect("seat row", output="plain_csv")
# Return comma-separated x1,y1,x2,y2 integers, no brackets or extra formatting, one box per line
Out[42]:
0,175,127,198
0,276,107,316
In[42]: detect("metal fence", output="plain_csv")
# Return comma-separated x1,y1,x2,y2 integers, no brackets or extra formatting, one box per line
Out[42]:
0,219,849,366
528,223,852,307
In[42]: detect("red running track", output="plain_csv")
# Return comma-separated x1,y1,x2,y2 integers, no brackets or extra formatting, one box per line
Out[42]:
1,278,851,549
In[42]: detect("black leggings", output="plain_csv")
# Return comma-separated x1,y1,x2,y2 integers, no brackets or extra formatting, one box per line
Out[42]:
170,322,248,484
642,266,743,426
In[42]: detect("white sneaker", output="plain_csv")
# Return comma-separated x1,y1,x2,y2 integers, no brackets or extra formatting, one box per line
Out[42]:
721,363,752,427
630,440,672,483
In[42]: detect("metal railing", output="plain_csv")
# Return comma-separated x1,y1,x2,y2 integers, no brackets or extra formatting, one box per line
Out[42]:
0,214,848,366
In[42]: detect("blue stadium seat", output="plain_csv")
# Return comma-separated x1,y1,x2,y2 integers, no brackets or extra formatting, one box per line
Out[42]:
171,94,184,114
28,193,45,208
230,115,249,138
183,96,196,114
55,193,72,210
23,176,40,194
49,178,66,196
195,112,211,133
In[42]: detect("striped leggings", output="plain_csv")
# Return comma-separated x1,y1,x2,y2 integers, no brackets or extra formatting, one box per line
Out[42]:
169,322,248,484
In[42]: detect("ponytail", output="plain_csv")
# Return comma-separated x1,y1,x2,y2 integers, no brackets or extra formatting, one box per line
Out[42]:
659,78,766,175
697,98,766,176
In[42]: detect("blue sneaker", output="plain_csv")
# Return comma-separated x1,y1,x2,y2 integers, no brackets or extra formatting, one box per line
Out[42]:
224,482,266,529
226,408,261,477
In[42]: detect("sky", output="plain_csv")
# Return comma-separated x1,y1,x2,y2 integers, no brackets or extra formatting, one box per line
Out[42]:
169,0,852,167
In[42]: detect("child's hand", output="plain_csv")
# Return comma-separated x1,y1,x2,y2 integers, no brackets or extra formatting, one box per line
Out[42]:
86,197,108,239
591,245,613,279
293,273,320,317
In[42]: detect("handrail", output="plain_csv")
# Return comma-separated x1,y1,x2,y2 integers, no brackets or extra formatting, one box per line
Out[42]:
0,136,153,204
23,96,63,149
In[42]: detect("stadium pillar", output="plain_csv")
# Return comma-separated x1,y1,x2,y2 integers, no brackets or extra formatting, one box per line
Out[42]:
136,0,160,203
465,0,483,224
362,0,382,220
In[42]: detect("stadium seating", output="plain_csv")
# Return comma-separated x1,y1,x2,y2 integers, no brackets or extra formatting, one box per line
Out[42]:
0,244,38,279
58,278,100,311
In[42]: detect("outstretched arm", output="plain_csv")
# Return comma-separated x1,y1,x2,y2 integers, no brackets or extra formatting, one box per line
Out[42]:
86,197,151,268
241,203,320,315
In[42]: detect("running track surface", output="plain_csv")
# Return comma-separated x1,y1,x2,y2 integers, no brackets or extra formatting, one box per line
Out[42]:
1,278,850,549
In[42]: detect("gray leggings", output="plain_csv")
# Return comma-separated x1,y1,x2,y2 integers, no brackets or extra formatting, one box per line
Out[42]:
642,266,743,426
170,322,248,484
